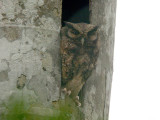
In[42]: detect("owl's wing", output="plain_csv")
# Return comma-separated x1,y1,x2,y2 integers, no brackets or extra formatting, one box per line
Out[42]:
60,39,75,85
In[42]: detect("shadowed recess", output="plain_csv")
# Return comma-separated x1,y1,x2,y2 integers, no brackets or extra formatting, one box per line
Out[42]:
62,0,89,26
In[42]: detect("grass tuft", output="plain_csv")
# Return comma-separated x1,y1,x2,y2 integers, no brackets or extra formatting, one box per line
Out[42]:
0,93,83,120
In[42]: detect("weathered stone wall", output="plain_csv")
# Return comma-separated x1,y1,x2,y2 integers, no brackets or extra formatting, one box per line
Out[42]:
82,0,117,120
0,0,116,119
0,0,62,107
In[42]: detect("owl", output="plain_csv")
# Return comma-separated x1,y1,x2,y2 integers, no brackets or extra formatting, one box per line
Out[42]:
60,22,100,106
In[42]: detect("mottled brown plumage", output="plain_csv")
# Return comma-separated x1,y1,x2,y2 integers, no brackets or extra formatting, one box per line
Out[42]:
60,22,100,106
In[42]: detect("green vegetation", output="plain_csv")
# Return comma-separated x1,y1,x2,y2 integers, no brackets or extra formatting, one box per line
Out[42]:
0,93,82,120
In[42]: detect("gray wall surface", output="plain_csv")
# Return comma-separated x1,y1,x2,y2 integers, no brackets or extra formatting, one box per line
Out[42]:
82,0,117,120
0,0,62,106
0,0,116,120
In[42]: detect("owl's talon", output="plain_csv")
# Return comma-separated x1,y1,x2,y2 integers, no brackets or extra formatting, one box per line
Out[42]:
75,100,81,107
67,90,71,96
76,96,79,100
74,96,81,107
77,102,81,107
61,88,71,96
62,88,67,92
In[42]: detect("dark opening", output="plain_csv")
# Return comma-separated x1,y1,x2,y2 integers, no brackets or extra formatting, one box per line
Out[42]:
62,0,89,26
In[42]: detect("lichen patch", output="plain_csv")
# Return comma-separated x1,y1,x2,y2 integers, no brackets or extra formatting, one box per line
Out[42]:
0,71,9,82
3,26,22,42
17,74,26,89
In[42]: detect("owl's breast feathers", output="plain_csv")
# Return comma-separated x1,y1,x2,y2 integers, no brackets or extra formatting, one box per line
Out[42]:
61,46,99,84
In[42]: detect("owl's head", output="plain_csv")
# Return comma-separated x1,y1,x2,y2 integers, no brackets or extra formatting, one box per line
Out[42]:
63,22,99,46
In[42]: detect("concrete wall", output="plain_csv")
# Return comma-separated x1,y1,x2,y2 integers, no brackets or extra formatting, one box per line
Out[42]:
0,0,116,119
82,0,117,120
0,0,62,107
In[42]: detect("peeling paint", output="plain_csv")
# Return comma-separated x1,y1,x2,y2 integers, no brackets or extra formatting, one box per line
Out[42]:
0,38,20,60
3,26,22,42
17,74,27,89
0,71,9,82
37,0,61,18
0,0,62,107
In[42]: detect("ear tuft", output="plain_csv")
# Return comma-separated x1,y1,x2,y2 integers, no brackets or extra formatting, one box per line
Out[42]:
63,21,74,27
93,26,99,31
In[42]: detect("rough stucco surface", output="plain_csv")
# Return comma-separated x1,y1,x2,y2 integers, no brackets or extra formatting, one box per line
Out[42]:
0,0,116,119
0,0,62,107
82,0,117,120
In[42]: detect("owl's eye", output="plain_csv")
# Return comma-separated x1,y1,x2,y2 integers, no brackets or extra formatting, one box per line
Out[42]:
68,29,80,38
70,29,79,35
87,27,98,41
88,32,98,41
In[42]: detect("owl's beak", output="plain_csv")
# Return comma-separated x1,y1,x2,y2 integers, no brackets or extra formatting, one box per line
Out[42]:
81,38,84,46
